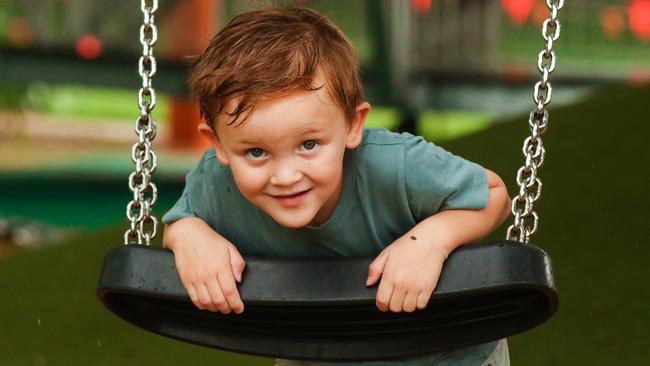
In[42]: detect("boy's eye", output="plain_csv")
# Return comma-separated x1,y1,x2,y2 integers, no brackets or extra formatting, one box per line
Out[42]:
245,148,268,160
299,140,319,152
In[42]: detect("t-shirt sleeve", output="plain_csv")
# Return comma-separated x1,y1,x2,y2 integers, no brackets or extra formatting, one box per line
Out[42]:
404,134,488,221
161,183,194,224
161,151,213,225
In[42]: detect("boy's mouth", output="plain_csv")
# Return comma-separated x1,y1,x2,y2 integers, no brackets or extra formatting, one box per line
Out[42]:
270,189,311,206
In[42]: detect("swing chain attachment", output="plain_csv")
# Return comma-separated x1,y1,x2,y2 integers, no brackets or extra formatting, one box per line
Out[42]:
124,0,159,245
507,0,562,244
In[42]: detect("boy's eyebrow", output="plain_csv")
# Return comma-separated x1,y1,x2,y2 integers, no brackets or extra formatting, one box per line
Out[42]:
232,139,262,146
230,124,327,146
296,125,326,135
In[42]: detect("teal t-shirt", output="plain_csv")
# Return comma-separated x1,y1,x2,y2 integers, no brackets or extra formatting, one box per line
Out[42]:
163,128,499,365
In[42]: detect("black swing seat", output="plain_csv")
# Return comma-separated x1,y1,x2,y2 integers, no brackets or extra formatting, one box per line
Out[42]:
97,240,558,361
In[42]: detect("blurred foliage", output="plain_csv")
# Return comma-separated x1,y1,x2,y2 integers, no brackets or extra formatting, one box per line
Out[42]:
0,82,169,122
0,83,27,110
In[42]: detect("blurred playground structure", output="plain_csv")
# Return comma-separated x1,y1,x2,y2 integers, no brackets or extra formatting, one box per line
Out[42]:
0,0,649,236
0,0,649,147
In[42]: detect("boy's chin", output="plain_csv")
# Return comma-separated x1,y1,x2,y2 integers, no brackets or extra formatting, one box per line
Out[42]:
266,211,317,229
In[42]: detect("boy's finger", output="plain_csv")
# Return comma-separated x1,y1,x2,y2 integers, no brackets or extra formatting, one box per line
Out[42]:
388,286,406,313
402,291,418,313
416,291,431,310
228,245,246,283
195,283,214,311
205,280,230,314
366,251,388,286
186,284,200,308
218,271,244,314
375,280,393,312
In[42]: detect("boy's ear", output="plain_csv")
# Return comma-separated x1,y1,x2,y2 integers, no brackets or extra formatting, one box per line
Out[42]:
198,122,230,165
346,101,371,149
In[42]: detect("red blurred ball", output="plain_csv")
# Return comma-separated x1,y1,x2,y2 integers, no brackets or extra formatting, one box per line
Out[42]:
411,0,432,14
629,0,650,42
75,34,102,60
501,0,537,26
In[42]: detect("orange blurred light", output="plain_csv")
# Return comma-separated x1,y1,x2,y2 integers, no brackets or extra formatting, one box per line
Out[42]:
628,67,650,87
601,5,626,40
411,0,432,14
501,0,537,26
629,0,650,42
75,34,102,60
7,17,35,49
532,0,549,26
501,63,529,85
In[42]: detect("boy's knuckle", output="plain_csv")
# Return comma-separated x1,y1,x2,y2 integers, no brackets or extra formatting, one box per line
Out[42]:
193,271,209,282
194,268,207,277
222,287,236,297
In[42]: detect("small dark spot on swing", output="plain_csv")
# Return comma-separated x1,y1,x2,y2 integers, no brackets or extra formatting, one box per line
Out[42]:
410,235,417,240
226,186,231,193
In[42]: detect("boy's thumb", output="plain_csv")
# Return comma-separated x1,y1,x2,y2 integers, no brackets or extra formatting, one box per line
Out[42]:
228,244,246,283
366,251,388,286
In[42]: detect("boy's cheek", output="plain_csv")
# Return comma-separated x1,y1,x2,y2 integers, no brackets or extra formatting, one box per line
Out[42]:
229,165,268,196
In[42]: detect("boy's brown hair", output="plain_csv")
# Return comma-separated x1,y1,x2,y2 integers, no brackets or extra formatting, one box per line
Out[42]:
188,7,364,128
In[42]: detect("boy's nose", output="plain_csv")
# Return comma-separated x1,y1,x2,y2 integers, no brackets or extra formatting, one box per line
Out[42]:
270,163,303,186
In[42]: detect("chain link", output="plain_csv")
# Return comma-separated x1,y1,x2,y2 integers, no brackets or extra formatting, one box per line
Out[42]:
507,0,562,243
124,0,159,245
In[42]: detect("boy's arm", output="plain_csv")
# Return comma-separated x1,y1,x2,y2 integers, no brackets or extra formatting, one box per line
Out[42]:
164,217,246,314
407,168,511,257
366,169,510,313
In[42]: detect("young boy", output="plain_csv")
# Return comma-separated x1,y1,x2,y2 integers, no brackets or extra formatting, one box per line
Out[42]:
162,7,511,366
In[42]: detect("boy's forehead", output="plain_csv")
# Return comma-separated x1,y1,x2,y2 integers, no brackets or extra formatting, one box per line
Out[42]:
217,70,335,122
217,86,340,132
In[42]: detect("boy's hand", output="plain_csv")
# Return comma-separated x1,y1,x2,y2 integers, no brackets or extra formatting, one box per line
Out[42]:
365,234,448,313
164,218,246,314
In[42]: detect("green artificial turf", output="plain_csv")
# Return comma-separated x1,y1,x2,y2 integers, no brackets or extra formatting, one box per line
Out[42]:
0,84,648,365
440,85,650,365
0,225,272,366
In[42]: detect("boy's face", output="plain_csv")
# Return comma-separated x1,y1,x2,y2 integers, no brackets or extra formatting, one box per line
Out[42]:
200,84,369,228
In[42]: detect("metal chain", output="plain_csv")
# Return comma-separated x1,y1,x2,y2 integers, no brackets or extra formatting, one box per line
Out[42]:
124,0,159,245
506,0,563,243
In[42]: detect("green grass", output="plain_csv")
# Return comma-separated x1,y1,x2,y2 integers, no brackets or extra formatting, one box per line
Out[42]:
364,106,401,131
1,84,649,365
366,107,493,141
418,110,492,142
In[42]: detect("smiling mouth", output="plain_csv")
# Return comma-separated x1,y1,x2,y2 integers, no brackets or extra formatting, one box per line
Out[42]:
270,189,311,206
271,189,311,199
